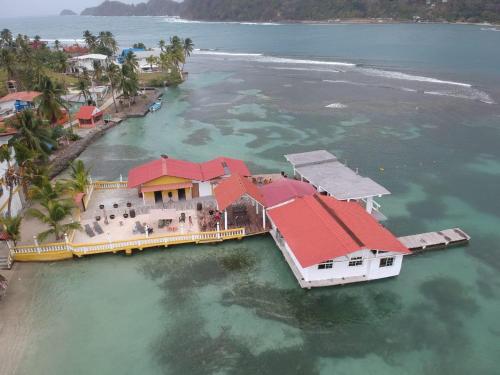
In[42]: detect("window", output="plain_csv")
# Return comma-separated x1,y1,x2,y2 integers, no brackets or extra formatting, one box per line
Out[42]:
380,257,395,267
318,260,333,270
348,256,363,267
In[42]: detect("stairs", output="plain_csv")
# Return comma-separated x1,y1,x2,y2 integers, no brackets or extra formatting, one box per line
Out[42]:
0,255,11,270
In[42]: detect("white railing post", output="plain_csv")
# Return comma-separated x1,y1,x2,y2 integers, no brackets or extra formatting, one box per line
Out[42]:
64,233,70,252
33,236,41,253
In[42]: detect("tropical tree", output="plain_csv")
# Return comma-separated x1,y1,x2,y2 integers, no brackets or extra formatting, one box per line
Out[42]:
11,141,41,199
158,39,166,52
54,39,61,51
105,63,121,113
183,38,194,60
28,199,81,242
0,145,19,217
65,160,91,194
28,175,68,204
92,60,104,83
35,75,66,124
124,51,139,72
8,110,56,157
0,215,22,246
0,49,16,80
0,28,13,48
145,55,158,71
83,30,97,50
119,66,139,108
76,73,92,104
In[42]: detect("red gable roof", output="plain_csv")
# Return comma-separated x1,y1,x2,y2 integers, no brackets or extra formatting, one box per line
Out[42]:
127,156,251,188
214,174,266,211
260,178,316,207
76,106,102,120
0,91,41,103
267,195,409,268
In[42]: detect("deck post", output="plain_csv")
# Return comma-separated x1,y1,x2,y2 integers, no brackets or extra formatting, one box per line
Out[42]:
33,236,41,254
216,222,221,239
366,197,374,214
256,203,259,214
224,210,228,230
262,208,266,228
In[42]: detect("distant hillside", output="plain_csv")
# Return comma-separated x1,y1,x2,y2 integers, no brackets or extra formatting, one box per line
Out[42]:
81,0,181,16
80,0,500,23
60,9,77,16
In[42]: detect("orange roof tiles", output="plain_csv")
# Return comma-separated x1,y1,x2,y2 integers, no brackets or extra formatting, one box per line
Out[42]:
214,174,266,211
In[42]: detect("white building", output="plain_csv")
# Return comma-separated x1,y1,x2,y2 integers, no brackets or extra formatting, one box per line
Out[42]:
69,54,110,74
134,49,162,72
0,135,24,217
0,91,41,117
266,194,410,288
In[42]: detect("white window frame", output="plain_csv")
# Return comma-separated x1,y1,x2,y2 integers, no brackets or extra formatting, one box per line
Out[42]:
348,256,363,267
317,260,333,270
379,257,395,268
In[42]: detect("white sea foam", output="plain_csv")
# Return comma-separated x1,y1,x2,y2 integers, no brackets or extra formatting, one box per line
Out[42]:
360,68,472,87
480,27,500,32
272,67,342,73
161,17,280,25
256,56,356,67
424,90,495,104
323,80,368,86
40,38,85,43
194,49,263,57
325,103,347,109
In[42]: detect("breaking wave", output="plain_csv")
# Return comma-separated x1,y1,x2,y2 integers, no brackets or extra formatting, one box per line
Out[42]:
161,16,280,25
325,103,348,109
360,67,472,87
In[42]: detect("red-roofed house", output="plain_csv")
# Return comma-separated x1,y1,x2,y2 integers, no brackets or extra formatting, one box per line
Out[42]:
214,173,267,230
128,155,251,205
76,106,103,128
266,194,410,288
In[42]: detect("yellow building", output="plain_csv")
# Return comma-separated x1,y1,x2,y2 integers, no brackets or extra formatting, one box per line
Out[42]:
127,155,251,205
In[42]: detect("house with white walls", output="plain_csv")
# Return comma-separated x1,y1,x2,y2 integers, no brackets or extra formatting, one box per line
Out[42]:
266,194,410,288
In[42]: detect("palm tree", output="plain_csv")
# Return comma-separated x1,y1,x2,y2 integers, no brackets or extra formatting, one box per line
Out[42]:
8,110,56,157
0,49,16,80
28,199,81,242
158,39,166,52
124,51,139,73
0,145,19,217
83,30,97,50
92,60,103,84
11,141,40,199
76,74,92,104
0,28,13,48
0,215,22,246
65,160,91,194
145,55,158,72
54,39,61,51
119,68,139,108
105,63,121,113
183,38,194,60
28,175,70,204
35,75,66,124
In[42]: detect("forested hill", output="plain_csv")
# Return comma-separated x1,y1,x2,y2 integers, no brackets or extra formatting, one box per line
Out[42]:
81,0,500,24
81,0,182,17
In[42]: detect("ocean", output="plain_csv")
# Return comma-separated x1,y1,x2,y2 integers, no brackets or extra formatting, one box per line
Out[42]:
1,16,500,374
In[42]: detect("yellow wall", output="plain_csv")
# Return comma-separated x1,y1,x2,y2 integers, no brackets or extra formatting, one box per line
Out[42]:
143,187,192,204
143,176,190,187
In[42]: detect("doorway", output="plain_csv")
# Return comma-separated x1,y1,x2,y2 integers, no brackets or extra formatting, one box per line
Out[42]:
154,191,163,204
178,188,186,201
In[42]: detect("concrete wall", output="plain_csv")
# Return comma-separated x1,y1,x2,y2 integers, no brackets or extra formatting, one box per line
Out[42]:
0,100,15,114
197,181,213,197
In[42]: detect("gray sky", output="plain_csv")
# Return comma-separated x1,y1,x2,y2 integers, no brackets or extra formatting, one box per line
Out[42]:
1,0,135,17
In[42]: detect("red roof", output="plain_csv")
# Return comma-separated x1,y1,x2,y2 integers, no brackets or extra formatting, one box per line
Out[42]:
0,91,41,103
267,195,410,268
76,106,102,120
260,178,316,207
127,156,251,188
63,45,89,55
214,174,266,211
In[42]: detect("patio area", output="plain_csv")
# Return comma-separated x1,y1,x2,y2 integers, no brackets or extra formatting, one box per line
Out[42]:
74,188,218,244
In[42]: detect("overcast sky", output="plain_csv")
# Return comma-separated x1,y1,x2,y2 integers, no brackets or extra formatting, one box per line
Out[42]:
1,0,136,17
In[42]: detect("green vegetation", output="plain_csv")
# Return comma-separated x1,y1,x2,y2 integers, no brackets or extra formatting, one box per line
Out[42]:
82,0,500,24
0,215,22,245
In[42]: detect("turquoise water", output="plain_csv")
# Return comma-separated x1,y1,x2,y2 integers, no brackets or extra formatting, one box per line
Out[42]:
2,17,500,374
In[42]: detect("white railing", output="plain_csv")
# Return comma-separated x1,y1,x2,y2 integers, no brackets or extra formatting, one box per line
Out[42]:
93,181,128,190
12,228,246,256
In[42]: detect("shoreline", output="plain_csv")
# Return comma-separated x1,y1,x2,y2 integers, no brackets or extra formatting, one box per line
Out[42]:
0,263,39,375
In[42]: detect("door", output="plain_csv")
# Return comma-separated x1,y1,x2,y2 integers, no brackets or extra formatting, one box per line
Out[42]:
192,183,200,198
178,188,186,201
154,191,163,204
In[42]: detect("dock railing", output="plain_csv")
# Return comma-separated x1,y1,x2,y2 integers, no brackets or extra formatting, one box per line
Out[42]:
12,228,246,258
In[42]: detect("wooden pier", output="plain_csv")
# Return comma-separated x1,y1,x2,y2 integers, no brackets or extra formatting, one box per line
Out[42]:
398,228,471,254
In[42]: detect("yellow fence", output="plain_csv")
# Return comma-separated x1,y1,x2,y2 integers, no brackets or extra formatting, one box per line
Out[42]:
12,228,246,262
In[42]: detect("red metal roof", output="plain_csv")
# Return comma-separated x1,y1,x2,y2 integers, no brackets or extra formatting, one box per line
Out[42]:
267,195,410,268
260,178,316,207
76,106,103,120
214,174,266,211
127,156,251,188
0,91,41,103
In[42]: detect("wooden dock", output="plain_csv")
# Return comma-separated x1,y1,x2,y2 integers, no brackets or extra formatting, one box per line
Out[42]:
398,228,471,254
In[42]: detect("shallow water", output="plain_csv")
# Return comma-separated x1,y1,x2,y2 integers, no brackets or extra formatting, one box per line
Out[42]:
2,17,500,374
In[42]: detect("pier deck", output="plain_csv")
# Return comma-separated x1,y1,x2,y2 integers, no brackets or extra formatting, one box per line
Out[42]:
398,228,470,254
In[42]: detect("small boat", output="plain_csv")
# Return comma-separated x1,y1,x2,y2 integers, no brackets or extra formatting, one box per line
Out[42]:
149,100,162,112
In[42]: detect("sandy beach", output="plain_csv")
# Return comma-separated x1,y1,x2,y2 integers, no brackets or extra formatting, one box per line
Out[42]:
0,264,39,375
